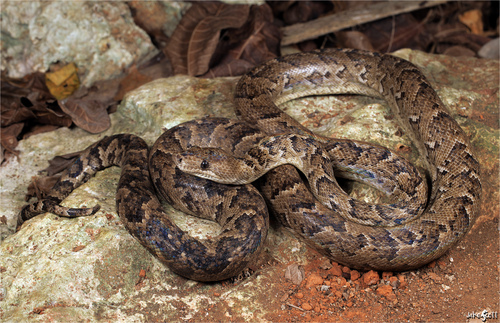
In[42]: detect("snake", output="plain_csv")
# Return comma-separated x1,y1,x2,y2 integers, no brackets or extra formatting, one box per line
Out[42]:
17,48,481,281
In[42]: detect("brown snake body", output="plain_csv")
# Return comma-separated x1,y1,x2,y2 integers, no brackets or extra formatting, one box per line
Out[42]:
18,49,481,280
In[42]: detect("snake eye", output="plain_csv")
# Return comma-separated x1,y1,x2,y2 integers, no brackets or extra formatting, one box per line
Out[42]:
200,160,209,169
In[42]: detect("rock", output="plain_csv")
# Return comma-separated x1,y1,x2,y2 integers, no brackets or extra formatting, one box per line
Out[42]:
328,263,343,277
305,273,324,289
362,270,380,286
350,270,361,281
1,1,157,86
128,1,190,38
319,259,333,270
388,276,399,288
382,271,393,281
478,37,499,59
427,272,442,283
437,260,447,269
302,303,313,311
376,285,396,301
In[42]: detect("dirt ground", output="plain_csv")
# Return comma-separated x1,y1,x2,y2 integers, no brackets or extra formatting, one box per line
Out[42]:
265,217,499,322
168,211,499,322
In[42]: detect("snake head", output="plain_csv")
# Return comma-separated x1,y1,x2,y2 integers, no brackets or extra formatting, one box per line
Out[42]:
173,147,252,184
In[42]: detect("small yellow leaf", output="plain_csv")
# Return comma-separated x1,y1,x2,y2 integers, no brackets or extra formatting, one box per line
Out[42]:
458,9,484,35
45,63,80,100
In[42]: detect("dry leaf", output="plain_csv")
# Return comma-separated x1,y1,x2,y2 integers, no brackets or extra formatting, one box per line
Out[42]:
284,263,305,285
1,104,36,127
25,175,61,201
1,72,73,131
459,9,484,35
1,123,23,153
22,124,61,139
43,150,84,176
202,4,281,77
45,63,80,100
59,97,110,134
114,65,153,101
335,31,375,51
165,2,250,76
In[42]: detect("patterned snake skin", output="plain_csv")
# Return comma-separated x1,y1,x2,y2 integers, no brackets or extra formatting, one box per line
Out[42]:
18,49,481,280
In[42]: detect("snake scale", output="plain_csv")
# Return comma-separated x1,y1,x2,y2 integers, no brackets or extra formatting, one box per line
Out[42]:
18,49,481,281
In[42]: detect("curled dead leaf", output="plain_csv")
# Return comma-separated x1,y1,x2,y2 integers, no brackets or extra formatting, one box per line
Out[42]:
43,150,84,176
59,98,110,134
335,31,375,51
165,2,250,76
25,175,61,201
285,263,305,285
1,123,23,156
202,4,281,78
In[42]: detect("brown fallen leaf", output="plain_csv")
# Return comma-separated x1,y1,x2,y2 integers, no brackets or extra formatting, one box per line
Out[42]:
280,1,334,25
24,148,84,200
361,13,426,53
114,65,153,102
43,150,84,176
29,100,73,128
202,4,281,78
165,2,250,76
1,72,73,139
335,31,375,51
25,175,61,201
58,95,111,134
1,104,36,128
1,123,23,159
22,124,61,139
113,52,173,102
284,263,305,285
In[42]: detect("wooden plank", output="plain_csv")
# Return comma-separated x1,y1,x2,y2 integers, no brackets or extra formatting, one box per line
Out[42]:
281,0,449,46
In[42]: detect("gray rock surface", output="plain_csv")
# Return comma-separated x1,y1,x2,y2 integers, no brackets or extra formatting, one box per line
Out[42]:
1,1,157,86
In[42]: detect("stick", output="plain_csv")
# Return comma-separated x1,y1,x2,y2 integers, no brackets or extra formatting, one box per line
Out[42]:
281,0,449,46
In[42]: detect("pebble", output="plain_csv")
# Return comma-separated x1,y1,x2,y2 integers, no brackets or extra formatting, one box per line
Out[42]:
427,272,441,282
376,285,397,301
319,259,333,270
320,285,330,292
362,270,380,286
302,303,313,311
388,276,399,288
350,270,361,281
328,263,343,277
305,273,324,289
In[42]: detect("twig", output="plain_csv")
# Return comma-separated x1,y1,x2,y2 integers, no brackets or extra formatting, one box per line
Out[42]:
286,303,306,311
387,15,396,53
281,0,449,46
